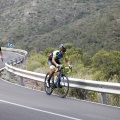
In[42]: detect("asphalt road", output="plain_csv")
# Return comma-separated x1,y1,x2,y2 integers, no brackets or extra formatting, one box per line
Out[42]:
0,52,120,120
0,51,22,68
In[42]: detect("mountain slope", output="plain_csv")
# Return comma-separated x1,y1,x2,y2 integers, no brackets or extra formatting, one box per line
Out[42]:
0,0,120,55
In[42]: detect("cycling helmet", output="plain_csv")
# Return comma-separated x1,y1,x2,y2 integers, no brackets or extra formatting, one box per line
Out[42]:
59,44,67,52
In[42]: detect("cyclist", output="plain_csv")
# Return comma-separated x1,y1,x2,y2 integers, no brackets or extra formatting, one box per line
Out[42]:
0,46,3,62
47,44,72,87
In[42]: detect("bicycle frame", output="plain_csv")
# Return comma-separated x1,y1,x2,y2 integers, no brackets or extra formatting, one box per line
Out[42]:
54,68,63,86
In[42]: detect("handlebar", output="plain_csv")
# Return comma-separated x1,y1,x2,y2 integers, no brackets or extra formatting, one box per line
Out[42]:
55,65,72,74
63,66,72,74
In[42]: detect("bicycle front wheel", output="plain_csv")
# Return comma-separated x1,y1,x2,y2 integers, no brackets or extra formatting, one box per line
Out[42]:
44,72,54,95
57,74,69,98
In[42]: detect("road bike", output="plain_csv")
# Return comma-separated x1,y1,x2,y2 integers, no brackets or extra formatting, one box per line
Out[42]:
44,66,72,98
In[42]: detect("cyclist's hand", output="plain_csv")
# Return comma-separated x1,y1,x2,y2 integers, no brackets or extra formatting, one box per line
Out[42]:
69,65,72,69
56,64,60,68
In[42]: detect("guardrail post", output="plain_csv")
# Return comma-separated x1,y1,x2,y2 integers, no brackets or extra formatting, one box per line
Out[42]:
18,76,24,86
9,60,13,66
7,71,12,79
101,92,106,104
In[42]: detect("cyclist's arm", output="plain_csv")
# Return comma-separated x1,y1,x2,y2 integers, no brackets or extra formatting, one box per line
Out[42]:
65,58,71,66
52,57,58,66
64,53,71,66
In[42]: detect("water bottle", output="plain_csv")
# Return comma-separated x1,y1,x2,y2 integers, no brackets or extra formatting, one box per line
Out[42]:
54,74,59,85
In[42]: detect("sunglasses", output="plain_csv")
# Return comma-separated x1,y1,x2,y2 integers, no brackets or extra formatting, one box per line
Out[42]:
62,50,66,52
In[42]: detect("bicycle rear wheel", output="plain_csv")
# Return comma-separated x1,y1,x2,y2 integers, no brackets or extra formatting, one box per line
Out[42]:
44,72,54,95
57,74,69,98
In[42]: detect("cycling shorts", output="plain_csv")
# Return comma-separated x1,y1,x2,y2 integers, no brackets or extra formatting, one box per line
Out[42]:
48,60,61,69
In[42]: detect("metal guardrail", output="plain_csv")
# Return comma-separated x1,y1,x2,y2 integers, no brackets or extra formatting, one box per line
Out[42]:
1,47,120,104
0,47,27,71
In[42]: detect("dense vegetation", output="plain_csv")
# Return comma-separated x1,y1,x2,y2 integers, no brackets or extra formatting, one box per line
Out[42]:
0,0,120,55
26,43,120,106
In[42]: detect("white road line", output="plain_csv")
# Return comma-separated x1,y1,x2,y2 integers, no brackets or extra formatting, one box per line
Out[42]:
0,99,83,120
1,78,120,109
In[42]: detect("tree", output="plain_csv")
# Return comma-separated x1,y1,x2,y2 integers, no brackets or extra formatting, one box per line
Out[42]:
92,50,120,82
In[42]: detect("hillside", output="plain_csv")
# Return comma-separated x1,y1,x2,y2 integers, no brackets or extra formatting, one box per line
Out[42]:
0,0,120,55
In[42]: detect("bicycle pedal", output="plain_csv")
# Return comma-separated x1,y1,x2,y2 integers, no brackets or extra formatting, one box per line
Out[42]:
58,84,62,88
54,84,57,88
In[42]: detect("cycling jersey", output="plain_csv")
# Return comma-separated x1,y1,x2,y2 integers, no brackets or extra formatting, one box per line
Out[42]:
48,50,68,62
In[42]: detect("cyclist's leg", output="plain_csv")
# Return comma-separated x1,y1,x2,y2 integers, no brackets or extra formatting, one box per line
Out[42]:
47,60,56,86
44,72,54,95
